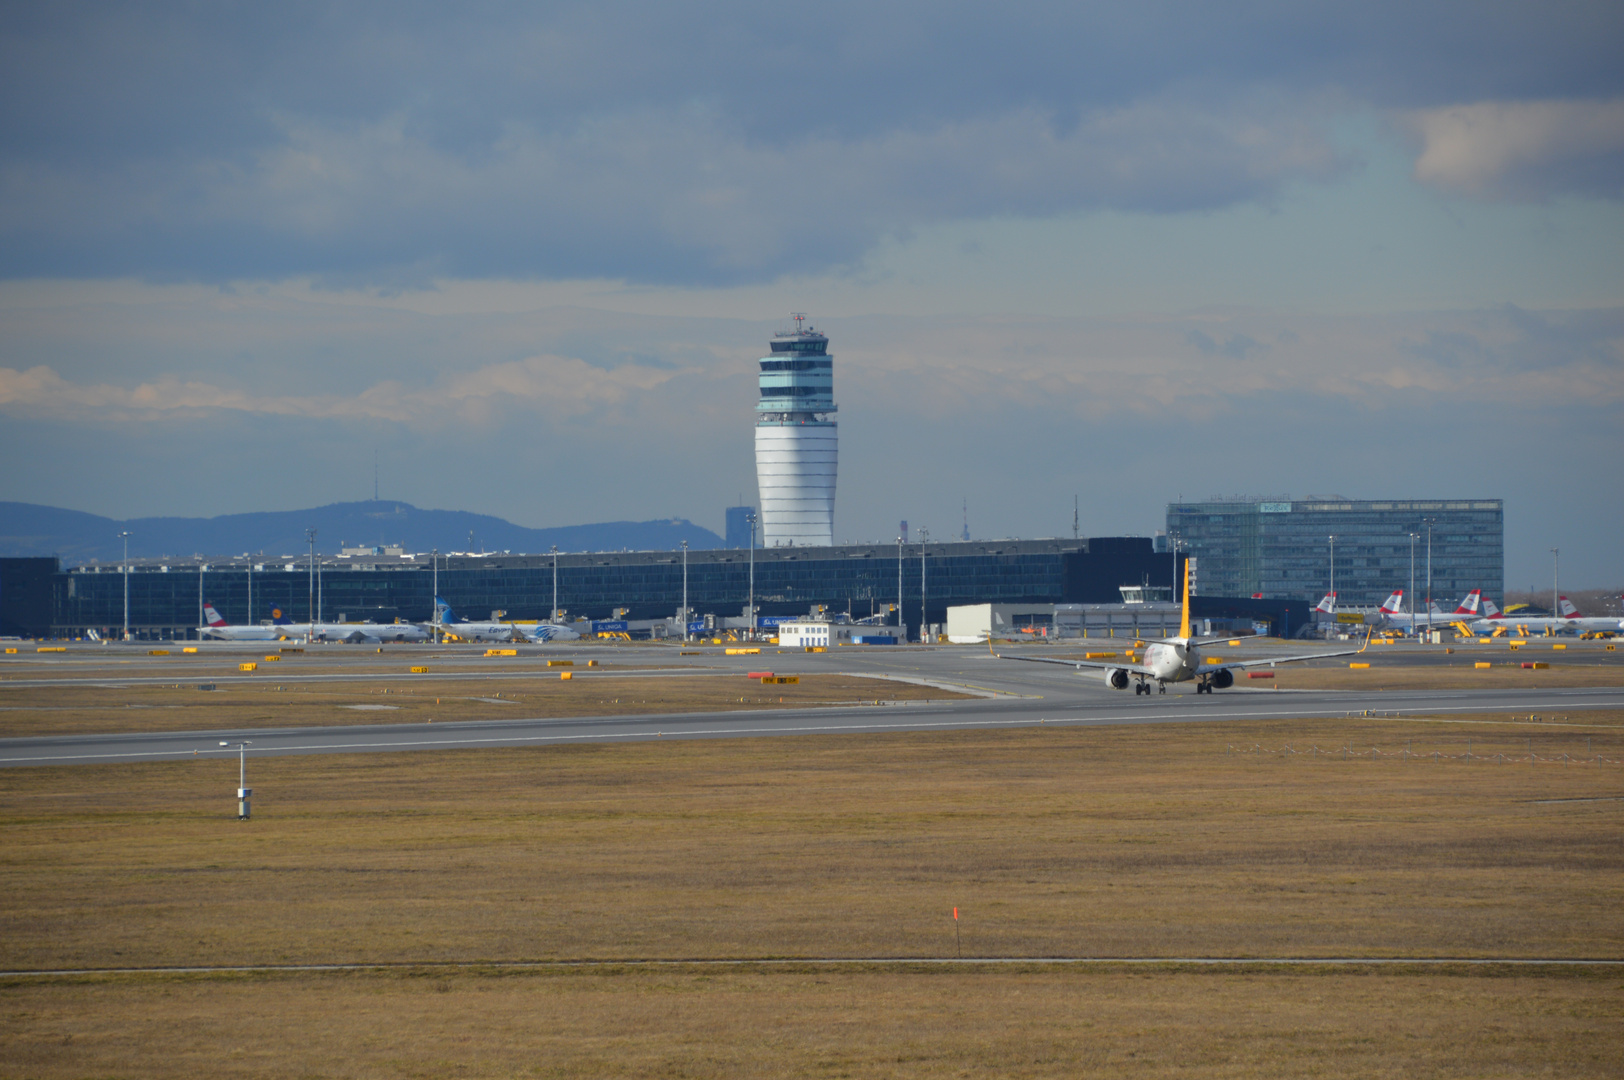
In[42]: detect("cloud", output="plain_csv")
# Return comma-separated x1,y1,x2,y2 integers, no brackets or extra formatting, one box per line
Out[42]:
14,2,1623,286
0,98,1348,286
0,353,696,427
1399,98,1624,200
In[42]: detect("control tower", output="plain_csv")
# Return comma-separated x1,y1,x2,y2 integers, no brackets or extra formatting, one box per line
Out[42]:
755,314,836,547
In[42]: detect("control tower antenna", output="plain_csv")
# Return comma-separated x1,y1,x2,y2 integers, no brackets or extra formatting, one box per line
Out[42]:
791,312,807,332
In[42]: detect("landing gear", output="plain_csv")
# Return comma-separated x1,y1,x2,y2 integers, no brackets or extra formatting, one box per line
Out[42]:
1195,680,1213,694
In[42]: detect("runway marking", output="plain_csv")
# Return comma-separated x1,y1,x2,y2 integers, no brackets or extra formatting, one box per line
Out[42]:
6,695,1624,764
2,957,1619,979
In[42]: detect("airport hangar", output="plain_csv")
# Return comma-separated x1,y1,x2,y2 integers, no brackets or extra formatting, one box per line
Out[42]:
13,537,1306,641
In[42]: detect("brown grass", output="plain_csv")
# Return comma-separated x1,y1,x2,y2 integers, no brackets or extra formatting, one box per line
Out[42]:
3,717,1622,1076
2,718,1620,972
3,966,1620,1079
0,674,967,738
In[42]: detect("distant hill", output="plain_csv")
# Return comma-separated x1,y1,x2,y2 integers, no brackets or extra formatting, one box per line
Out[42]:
0,501,725,564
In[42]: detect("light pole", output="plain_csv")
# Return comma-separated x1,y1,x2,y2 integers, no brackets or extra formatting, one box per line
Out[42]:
897,534,904,634
118,531,131,641
220,740,253,819
197,562,206,640
1328,535,1336,607
919,527,929,644
431,548,440,642
306,528,317,641
247,558,253,627
550,545,559,623
1408,533,1419,633
1424,519,1435,636
1551,547,1559,617
746,512,757,640
680,540,689,641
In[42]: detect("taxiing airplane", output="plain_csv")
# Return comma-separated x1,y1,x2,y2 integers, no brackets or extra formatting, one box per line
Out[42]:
993,563,1370,694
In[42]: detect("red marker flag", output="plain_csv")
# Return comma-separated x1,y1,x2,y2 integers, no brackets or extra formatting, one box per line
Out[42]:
953,907,958,921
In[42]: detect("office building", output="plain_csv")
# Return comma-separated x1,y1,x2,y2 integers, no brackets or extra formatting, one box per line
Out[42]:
1167,497,1503,608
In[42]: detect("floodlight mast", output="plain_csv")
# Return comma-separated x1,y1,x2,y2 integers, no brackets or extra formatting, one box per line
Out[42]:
919,527,929,643
680,541,688,641
118,531,131,641
306,528,317,642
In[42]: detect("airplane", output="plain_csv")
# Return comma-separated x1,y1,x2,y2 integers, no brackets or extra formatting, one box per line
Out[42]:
992,562,1370,694
1470,595,1624,636
518,621,582,643
200,602,292,641
290,618,430,644
432,598,525,643
430,598,581,643
1375,589,1480,632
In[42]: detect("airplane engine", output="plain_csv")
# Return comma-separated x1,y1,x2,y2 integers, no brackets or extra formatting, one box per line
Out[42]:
1105,668,1130,690
1212,668,1234,690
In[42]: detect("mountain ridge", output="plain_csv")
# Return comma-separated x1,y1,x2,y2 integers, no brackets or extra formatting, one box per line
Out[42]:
0,501,726,564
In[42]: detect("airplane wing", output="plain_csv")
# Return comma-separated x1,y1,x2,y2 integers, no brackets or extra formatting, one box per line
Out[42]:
989,640,1160,677
1204,628,1372,673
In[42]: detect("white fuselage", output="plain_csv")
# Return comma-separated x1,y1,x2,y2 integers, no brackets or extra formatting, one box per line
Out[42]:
283,622,429,643
1470,616,1623,635
519,623,581,643
436,621,520,642
199,624,284,641
1138,640,1199,683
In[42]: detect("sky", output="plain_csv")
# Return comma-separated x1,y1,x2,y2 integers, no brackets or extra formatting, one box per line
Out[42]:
1,1,1621,588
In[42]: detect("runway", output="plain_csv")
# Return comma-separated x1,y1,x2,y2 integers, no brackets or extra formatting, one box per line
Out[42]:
3,684,1620,767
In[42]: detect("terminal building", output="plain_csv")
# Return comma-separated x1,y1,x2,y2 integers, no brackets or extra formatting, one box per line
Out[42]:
1167,497,1503,609
12,536,1321,641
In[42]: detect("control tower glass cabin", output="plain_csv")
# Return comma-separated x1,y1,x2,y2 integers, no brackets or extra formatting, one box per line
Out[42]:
754,316,836,547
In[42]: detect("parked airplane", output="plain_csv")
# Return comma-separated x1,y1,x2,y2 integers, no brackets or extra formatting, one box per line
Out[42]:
519,621,582,643
432,598,525,643
1471,596,1624,635
993,563,1370,694
432,598,582,643
291,619,430,644
1375,589,1479,632
200,602,291,641
225,603,428,643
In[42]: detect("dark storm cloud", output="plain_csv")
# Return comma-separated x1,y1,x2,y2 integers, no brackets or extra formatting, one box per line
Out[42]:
2,1,1621,285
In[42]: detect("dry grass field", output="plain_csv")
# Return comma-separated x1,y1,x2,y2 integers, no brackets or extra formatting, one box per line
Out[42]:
3,715,1621,1075
0,673,968,738
4,966,1619,1079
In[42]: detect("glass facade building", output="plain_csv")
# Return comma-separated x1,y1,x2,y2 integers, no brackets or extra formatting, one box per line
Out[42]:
46,538,1197,639
1167,498,1503,608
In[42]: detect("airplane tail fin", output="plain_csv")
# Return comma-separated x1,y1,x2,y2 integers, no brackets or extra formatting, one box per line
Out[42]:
1481,598,1502,619
1315,592,1336,614
434,596,457,623
1379,590,1404,614
1454,589,1482,615
270,607,292,625
1178,557,1192,639
1558,596,1580,618
202,602,228,627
